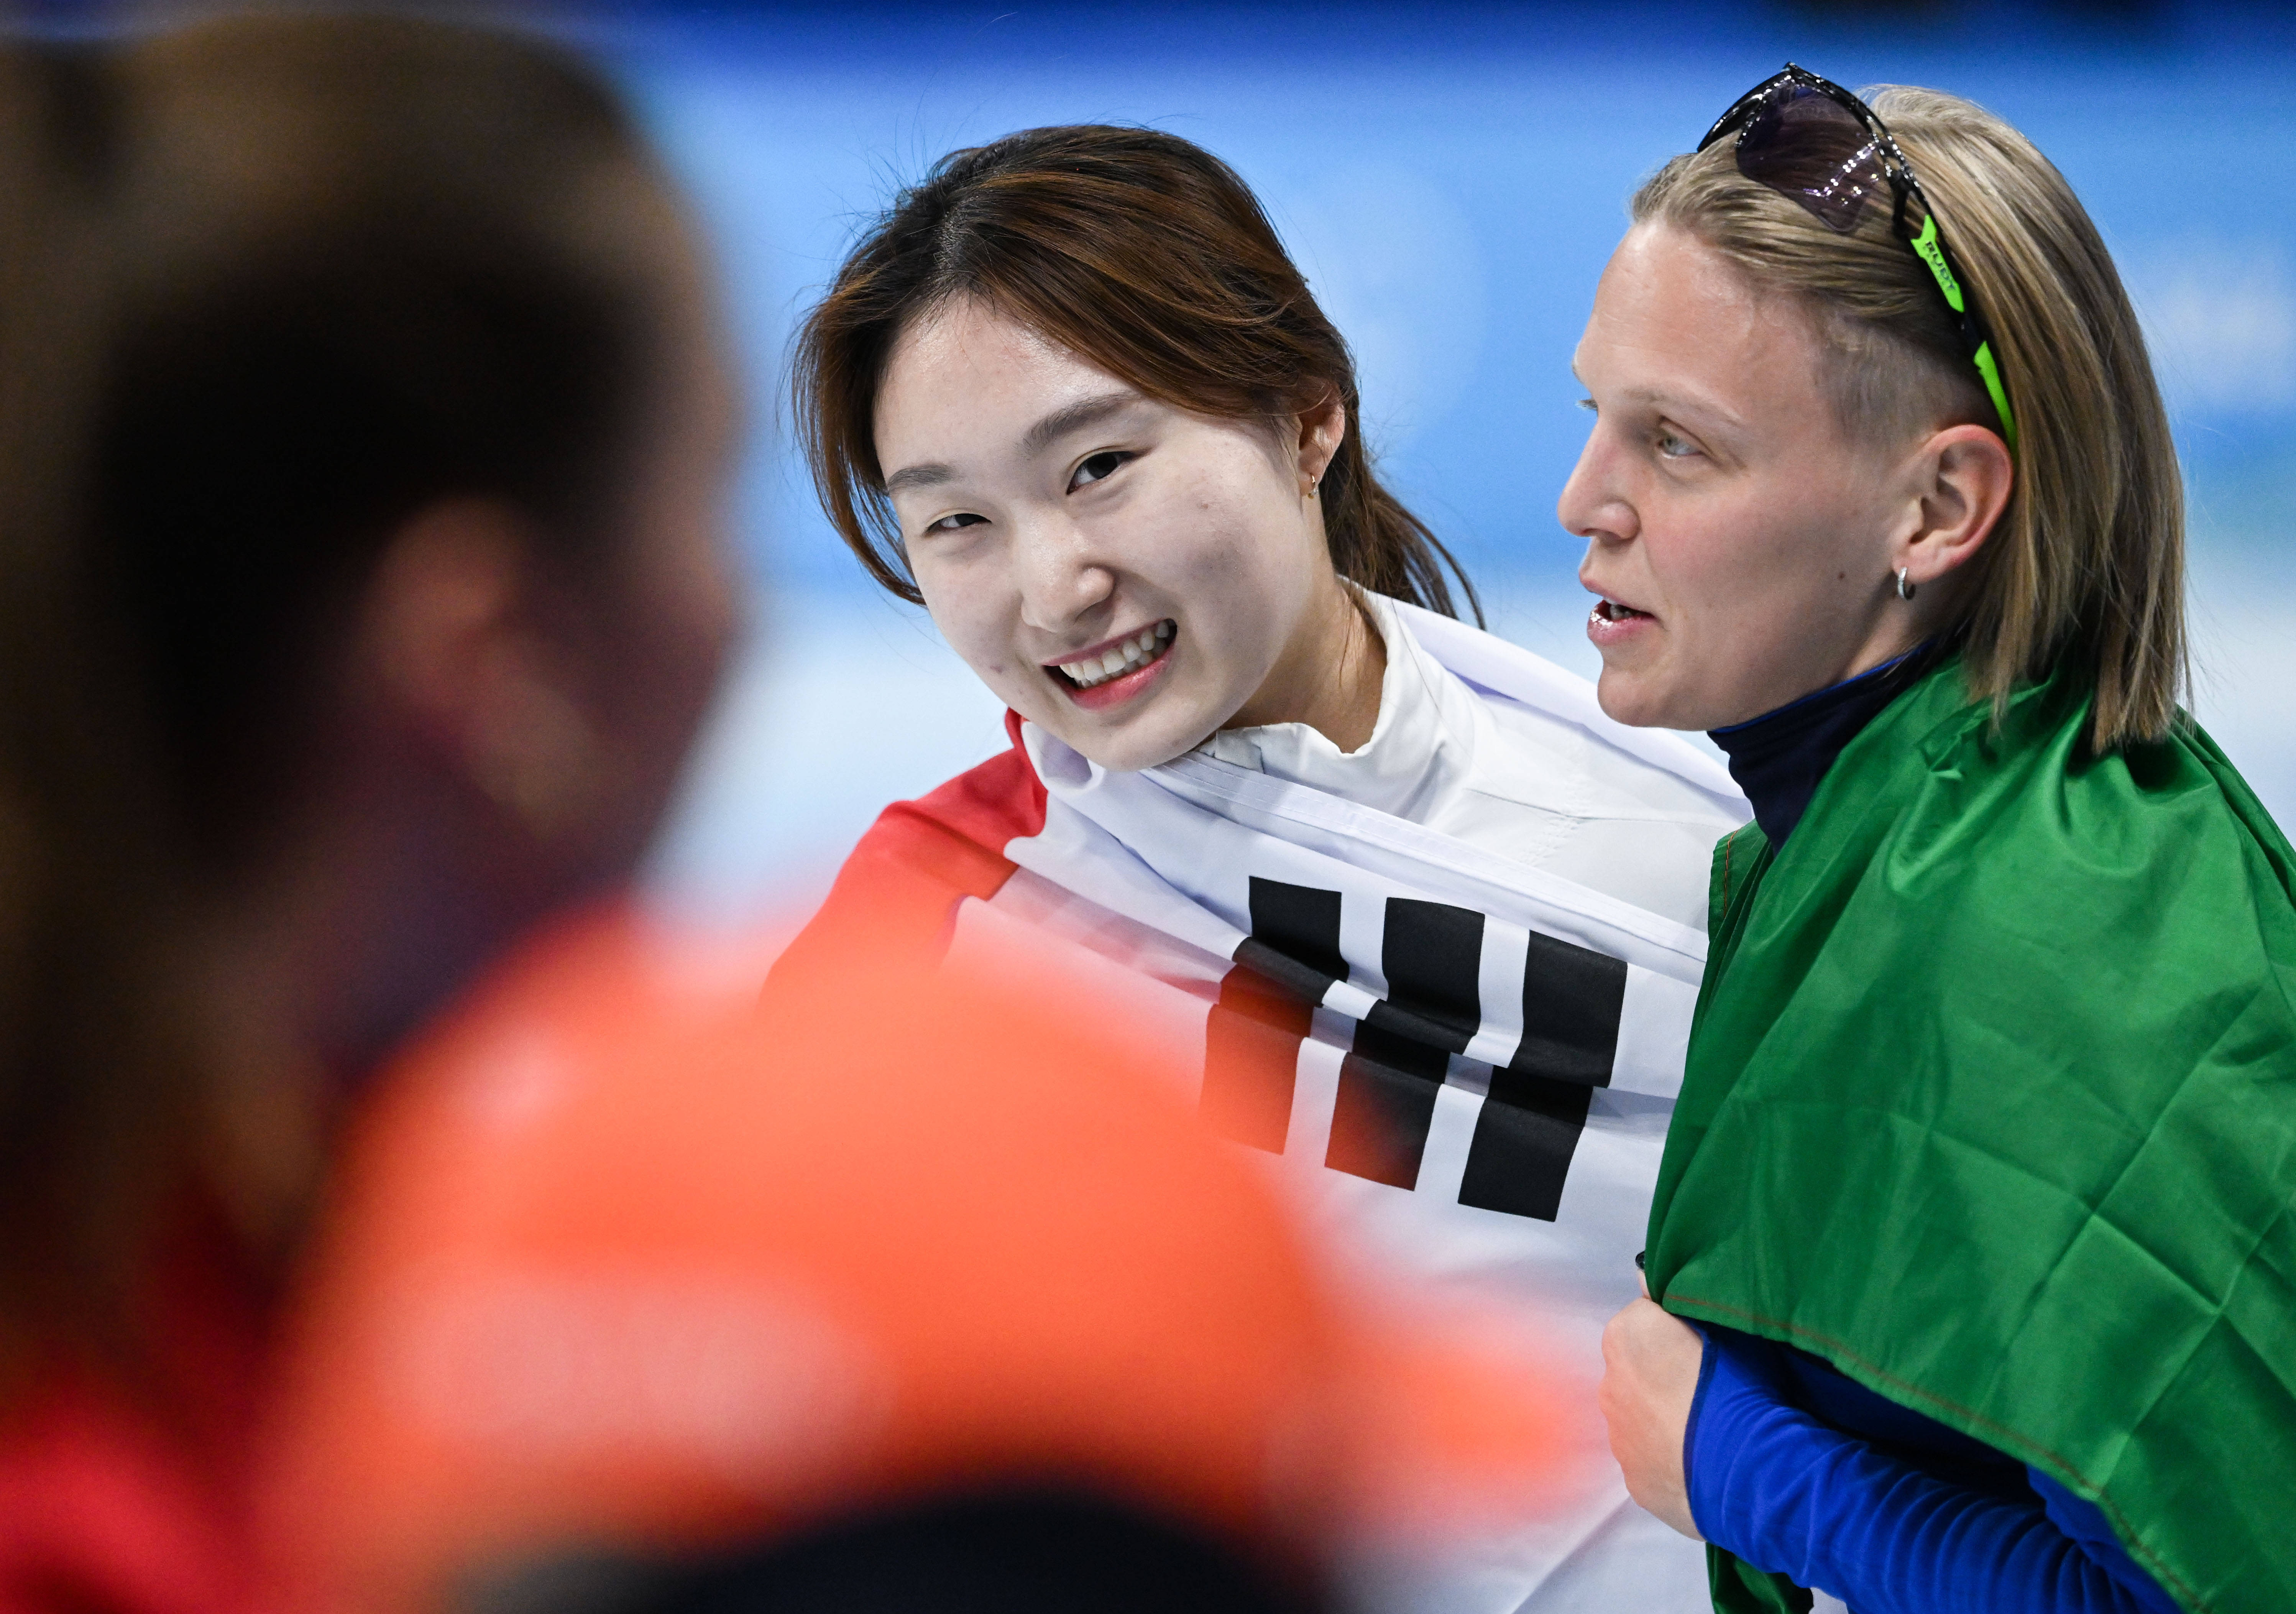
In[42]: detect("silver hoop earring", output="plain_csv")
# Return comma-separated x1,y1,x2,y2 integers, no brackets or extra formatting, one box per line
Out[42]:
1896,566,1918,602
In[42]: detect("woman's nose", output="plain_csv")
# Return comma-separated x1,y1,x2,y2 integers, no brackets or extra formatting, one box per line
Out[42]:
1557,433,1636,547
1013,517,1115,632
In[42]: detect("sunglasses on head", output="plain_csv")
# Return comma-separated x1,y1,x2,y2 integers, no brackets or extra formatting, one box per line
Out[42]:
1698,64,2018,454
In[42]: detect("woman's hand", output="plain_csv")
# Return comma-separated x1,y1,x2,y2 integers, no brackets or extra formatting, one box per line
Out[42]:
1598,1296,1706,1538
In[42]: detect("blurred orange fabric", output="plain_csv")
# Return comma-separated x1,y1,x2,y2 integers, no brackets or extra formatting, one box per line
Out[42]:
259,906,1590,1612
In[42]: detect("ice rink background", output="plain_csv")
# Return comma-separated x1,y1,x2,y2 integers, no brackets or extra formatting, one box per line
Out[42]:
598,0,2296,927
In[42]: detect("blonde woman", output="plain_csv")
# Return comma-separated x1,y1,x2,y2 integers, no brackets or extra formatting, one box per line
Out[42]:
1580,70,2290,1614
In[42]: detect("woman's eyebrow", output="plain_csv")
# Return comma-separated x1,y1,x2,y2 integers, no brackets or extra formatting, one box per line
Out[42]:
1616,382,1746,434
885,460,954,494
882,390,1144,496
1569,365,1740,431
1019,390,1141,458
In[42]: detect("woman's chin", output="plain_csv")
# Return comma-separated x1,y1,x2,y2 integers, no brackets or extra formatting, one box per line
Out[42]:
1060,730,1194,773
1027,655,1235,773
1593,665,1670,729
1594,665,1710,733
1029,702,1203,774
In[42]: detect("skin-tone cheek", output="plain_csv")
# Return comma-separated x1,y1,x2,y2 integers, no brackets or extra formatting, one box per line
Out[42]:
1559,223,1977,732
873,297,1378,772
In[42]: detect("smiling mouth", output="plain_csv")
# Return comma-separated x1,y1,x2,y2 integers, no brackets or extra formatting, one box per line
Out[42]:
1591,598,1652,624
1049,620,1176,689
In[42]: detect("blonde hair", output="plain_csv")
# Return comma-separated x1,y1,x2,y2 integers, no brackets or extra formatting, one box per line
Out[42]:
1633,85,2184,748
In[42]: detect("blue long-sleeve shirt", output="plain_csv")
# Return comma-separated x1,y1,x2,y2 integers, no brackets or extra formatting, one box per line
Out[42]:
1684,1325,2178,1613
1690,650,2178,1614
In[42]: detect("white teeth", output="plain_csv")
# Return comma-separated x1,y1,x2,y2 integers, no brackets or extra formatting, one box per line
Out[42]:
1057,621,1175,689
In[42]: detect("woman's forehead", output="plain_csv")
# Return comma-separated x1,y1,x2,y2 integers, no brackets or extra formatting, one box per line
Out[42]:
1582,225,1832,432
878,302,1150,464
888,297,1095,390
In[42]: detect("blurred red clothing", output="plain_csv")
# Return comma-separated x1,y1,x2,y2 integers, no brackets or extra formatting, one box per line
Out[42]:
0,1208,268,1614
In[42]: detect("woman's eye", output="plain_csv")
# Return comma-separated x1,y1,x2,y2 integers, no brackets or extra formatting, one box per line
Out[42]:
1654,429,1698,460
1069,450,1130,491
926,512,987,533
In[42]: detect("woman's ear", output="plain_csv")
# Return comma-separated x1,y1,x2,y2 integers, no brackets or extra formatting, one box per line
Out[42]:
361,499,602,843
1297,392,1347,493
1898,423,2014,587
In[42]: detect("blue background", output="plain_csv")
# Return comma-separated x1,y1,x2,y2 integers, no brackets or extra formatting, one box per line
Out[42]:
592,1,2296,919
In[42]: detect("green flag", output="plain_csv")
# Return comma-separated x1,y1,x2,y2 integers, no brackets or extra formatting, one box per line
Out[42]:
1648,654,2296,1614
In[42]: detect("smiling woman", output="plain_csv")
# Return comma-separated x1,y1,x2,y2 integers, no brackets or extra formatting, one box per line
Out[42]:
797,125,1471,773
870,299,1387,769
781,124,1751,1612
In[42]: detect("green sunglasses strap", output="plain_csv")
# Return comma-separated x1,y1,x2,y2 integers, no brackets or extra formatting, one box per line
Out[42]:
1908,214,2020,454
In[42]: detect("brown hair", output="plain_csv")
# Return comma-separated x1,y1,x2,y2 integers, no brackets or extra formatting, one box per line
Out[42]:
0,15,679,1368
1633,86,2184,748
794,124,1481,623
0,41,167,1384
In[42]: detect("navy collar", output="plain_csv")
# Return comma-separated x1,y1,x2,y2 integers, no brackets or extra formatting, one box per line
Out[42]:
1709,644,1938,846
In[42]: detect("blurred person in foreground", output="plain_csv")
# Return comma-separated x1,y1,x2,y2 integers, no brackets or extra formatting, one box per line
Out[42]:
780,124,1748,1612
0,15,1589,1614
1576,71,2296,1612
0,14,736,1611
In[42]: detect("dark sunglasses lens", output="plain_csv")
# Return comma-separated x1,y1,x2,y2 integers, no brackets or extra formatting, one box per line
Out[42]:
1736,85,1887,234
